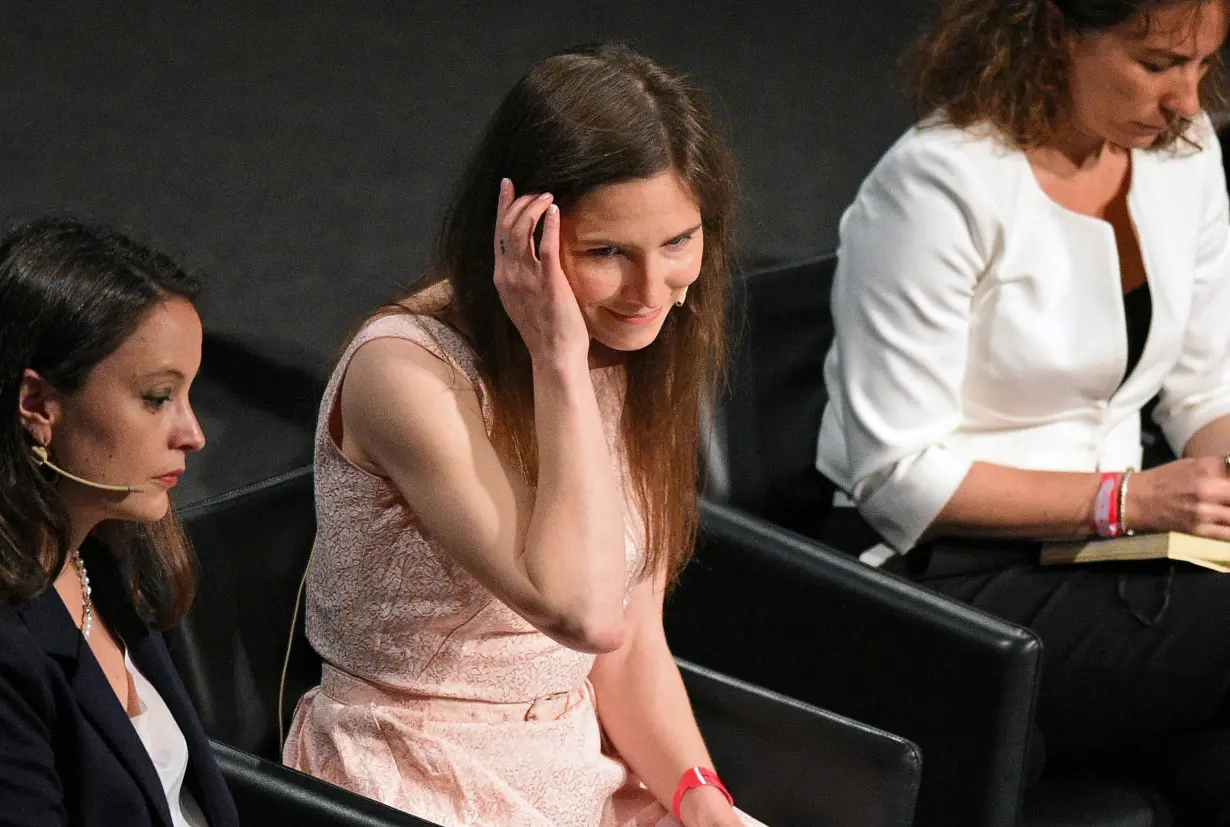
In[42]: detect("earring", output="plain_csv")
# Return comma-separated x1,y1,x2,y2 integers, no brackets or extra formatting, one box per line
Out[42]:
675,287,688,308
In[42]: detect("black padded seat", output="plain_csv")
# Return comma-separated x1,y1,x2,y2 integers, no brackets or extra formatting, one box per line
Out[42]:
680,659,920,826
669,499,1040,827
212,741,440,827
1020,779,1174,827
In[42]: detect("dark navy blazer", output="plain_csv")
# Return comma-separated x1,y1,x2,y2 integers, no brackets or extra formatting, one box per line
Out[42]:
0,543,239,827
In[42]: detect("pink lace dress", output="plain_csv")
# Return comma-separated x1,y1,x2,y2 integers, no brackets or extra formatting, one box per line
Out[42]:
283,314,766,827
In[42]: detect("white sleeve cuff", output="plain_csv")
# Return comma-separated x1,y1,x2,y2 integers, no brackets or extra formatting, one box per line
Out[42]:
855,445,973,553
1159,394,1230,457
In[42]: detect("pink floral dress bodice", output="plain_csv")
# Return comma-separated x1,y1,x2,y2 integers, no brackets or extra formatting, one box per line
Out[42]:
304,313,645,701
285,312,766,827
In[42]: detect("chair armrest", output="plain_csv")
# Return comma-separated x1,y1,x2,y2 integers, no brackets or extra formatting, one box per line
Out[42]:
211,741,441,827
665,501,1042,827
177,466,319,758
678,659,920,827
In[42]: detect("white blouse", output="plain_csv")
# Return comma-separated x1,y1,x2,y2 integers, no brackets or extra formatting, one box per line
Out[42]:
816,115,1230,553
125,650,209,827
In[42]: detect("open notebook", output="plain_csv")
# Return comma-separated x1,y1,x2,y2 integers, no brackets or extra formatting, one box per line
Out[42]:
1041,533,1230,573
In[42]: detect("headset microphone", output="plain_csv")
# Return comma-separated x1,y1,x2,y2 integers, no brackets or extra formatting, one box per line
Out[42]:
30,445,142,494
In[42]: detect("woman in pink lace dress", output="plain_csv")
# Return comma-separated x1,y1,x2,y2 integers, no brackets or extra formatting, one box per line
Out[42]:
284,43,767,827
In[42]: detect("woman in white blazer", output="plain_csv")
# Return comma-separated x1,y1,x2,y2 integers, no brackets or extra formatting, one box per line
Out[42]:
816,0,1230,820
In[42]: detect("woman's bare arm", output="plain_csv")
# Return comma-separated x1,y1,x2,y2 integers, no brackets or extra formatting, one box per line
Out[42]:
588,573,741,827
1182,413,1230,459
928,463,1101,540
338,186,628,653
341,337,627,653
929,454,1230,542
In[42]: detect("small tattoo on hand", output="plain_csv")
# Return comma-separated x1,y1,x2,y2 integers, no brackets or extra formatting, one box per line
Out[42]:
499,239,506,255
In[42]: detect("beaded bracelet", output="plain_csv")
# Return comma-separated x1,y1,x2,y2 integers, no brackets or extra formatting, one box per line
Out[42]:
1117,468,1136,537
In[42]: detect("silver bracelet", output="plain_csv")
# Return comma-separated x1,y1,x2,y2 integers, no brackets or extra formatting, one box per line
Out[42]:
1117,468,1135,537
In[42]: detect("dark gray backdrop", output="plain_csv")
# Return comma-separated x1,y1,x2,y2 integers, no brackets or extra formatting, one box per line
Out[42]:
0,0,930,503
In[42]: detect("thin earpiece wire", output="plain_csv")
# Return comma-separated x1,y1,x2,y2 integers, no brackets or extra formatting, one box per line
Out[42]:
30,445,135,493
278,553,313,749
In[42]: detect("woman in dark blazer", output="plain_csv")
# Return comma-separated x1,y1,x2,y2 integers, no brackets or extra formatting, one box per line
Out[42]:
0,217,239,827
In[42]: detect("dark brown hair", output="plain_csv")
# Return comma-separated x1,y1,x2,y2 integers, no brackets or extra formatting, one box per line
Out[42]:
0,217,200,627
377,42,736,583
906,0,1228,149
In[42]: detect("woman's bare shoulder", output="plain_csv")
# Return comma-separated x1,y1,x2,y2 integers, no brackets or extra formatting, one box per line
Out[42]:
391,280,479,345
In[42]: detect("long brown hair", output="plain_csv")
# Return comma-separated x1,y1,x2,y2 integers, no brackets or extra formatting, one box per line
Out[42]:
378,43,736,583
906,0,1228,149
0,217,199,627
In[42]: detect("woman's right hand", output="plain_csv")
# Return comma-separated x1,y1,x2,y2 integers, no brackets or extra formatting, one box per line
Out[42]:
1128,457,1230,539
493,178,590,368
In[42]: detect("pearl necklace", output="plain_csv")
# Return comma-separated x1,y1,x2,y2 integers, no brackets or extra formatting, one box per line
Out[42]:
70,549,93,640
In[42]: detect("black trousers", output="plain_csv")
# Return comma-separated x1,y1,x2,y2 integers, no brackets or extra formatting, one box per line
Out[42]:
822,509,1230,825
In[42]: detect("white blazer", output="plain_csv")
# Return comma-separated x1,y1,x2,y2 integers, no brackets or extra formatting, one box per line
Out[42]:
816,115,1230,553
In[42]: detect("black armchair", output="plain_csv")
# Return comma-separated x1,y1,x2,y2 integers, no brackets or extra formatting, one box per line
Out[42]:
685,255,1172,826
680,658,920,826
212,740,439,827
176,466,923,826
669,500,1038,827
174,466,318,759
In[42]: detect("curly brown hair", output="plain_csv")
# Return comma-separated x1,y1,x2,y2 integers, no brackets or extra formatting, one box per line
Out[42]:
905,0,1228,149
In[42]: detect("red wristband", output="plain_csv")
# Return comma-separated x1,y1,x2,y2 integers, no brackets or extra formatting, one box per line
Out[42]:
1094,472,1122,538
672,766,733,820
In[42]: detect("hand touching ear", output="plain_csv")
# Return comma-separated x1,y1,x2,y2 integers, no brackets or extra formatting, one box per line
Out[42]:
493,179,589,367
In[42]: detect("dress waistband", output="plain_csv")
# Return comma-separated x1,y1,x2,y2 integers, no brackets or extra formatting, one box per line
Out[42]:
319,665,590,723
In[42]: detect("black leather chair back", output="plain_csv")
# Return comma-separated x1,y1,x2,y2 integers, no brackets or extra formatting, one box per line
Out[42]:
680,659,920,827
212,741,439,827
667,500,1042,827
707,255,837,538
175,466,319,759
